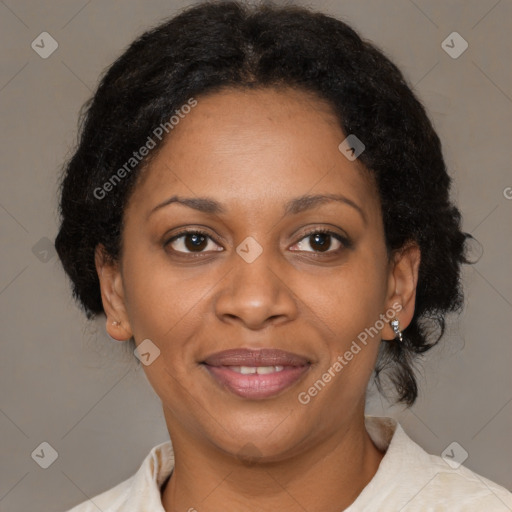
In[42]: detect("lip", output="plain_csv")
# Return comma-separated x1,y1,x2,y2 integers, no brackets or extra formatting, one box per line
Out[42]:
202,348,311,400
203,348,310,367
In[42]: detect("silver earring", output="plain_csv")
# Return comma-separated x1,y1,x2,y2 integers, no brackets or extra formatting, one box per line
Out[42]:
390,318,403,342
112,320,121,327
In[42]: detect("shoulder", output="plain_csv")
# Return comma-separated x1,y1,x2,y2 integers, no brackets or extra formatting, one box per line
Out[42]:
403,453,512,510
393,423,512,510
63,440,174,512
349,417,512,511
64,476,133,512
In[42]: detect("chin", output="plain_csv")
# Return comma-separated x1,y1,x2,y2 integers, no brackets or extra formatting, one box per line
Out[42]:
204,412,313,463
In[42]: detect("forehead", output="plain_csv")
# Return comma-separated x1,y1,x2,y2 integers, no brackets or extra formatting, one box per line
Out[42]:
128,86,379,219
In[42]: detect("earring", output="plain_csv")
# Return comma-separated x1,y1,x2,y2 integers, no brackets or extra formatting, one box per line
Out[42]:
112,320,121,327
390,318,403,343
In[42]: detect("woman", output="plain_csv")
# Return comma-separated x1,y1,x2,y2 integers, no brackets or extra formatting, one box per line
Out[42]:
55,1,512,510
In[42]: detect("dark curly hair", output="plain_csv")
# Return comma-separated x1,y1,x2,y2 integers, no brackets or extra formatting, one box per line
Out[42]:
55,0,472,405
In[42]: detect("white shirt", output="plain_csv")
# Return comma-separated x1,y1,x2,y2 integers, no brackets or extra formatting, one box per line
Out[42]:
66,416,512,511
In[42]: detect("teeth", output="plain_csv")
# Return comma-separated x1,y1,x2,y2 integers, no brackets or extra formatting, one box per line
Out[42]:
230,365,285,375
256,365,284,374
239,366,257,375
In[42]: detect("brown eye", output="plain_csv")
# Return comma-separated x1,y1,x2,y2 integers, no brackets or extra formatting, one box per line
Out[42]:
290,229,348,254
166,230,223,254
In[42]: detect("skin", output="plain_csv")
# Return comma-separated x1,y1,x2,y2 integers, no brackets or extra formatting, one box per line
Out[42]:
95,86,420,512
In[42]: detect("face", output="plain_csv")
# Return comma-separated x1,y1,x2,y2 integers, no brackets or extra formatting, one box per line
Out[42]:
96,86,419,461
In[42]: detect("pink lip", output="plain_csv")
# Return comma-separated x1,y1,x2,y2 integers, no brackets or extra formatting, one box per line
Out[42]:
202,348,311,399
203,348,310,367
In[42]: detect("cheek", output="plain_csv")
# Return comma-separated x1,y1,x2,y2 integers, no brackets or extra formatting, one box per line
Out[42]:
303,247,388,404
121,252,208,414
310,251,388,341
121,246,207,342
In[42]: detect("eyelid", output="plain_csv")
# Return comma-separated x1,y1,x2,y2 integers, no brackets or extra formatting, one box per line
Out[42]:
164,225,225,245
290,227,351,253
294,226,350,244
165,226,351,255
165,228,221,255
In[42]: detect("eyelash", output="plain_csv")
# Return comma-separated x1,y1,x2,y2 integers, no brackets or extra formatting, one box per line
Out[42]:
164,227,351,258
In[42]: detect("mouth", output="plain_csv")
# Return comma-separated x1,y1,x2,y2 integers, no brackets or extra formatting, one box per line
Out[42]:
201,348,312,400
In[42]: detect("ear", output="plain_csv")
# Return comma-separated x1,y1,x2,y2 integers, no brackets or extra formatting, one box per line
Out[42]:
94,244,133,341
381,242,421,341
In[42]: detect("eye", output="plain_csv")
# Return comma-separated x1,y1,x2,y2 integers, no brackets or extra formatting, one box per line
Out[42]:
165,227,350,257
166,229,223,254
290,229,348,254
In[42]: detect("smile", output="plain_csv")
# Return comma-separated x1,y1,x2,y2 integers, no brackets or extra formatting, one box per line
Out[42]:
229,365,284,374
201,348,311,399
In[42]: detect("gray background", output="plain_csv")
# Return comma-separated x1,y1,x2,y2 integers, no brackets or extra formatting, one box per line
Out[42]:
0,0,511,510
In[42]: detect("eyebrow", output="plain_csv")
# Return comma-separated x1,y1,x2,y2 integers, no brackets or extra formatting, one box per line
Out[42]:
148,193,366,224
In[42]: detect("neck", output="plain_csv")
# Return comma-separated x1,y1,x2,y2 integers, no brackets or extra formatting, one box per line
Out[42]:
161,415,384,512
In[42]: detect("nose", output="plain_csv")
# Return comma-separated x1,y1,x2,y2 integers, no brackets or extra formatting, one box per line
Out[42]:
214,244,298,330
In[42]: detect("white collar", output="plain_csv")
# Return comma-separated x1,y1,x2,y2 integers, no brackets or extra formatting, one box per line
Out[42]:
77,416,512,511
